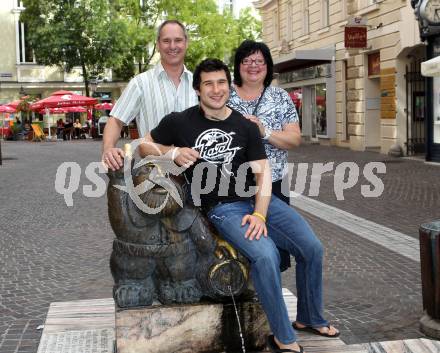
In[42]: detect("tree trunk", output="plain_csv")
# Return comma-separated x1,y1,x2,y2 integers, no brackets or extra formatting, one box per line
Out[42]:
145,43,157,71
81,60,90,97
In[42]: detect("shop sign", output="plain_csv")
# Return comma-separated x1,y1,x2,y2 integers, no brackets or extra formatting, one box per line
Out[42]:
345,26,367,48
368,52,380,76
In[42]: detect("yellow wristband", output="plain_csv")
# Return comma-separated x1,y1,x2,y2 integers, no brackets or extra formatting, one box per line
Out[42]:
252,212,266,223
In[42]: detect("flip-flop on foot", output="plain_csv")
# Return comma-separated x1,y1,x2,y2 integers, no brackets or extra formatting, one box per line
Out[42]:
266,334,304,353
292,322,340,338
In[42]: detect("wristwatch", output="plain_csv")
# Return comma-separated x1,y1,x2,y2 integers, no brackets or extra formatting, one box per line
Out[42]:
263,127,272,140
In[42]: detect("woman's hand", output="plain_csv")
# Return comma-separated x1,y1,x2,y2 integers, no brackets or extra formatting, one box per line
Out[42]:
241,214,268,240
244,114,265,137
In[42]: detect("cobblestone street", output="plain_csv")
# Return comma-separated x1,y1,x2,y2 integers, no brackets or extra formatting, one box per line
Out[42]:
0,140,438,352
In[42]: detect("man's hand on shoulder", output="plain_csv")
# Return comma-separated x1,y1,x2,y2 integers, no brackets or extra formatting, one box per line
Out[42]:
102,147,125,171
241,214,268,240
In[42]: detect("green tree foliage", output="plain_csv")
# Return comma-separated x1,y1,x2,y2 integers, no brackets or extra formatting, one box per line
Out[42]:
20,0,129,96
111,0,159,78
235,7,262,43
21,0,261,84
226,7,262,69
112,0,262,77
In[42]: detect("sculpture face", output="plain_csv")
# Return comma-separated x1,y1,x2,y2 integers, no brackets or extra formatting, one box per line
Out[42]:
133,164,185,218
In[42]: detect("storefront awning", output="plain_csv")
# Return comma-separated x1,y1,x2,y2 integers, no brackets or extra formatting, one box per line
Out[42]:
273,46,335,73
421,56,440,77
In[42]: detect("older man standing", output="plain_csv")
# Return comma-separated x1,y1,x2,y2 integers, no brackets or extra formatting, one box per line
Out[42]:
102,19,198,171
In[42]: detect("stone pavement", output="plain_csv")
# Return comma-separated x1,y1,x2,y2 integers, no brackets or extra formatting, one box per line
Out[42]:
0,140,439,352
281,144,440,344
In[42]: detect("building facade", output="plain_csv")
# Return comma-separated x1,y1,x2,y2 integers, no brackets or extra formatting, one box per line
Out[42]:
255,0,425,155
0,0,124,106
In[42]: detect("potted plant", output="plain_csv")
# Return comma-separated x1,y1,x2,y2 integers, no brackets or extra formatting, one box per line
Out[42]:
11,123,23,140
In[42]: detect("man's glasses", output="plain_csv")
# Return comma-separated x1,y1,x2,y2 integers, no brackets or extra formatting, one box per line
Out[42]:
241,58,266,66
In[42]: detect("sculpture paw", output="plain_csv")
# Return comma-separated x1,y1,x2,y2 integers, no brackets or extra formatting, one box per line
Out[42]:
114,283,154,308
158,279,202,304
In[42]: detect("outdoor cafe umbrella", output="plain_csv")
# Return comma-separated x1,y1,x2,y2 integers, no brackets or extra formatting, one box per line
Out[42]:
30,91,97,110
38,107,69,114
0,105,15,113
6,99,22,110
31,91,97,139
95,102,113,110
6,96,29,110
65,106,87,113
0,105,15,140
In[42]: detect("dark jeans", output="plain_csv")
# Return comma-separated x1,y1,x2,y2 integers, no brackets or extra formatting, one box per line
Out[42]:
208,196,327,344
273,179,292,271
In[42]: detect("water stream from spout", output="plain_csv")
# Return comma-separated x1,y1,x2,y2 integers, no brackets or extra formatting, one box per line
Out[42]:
228,285,246,353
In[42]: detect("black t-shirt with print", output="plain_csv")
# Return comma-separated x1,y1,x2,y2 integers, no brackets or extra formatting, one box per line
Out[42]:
150,105,267,211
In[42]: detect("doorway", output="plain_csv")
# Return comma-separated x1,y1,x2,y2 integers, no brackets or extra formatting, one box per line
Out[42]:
406,59,426,155
286,83,326,140
365,77,381,148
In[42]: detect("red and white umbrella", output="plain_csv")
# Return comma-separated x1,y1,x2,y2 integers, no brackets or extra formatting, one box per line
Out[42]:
30,91,97,110
65,106,87,113
38,107,69,115
0,105,16,113
0,105,16,139
95,102,113,110
6,96,32,111
30,91,97,139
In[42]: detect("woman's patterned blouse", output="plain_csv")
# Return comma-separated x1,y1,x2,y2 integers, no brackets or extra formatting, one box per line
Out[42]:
228,85,299,182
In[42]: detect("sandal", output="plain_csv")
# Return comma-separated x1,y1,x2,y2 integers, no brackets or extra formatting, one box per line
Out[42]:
292,322,340,338
266,335,304,353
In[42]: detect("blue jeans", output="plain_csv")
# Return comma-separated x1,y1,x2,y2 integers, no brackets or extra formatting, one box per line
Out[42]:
207,195,328,344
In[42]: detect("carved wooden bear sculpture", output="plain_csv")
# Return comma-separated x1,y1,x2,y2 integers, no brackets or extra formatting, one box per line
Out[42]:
108,150,250,308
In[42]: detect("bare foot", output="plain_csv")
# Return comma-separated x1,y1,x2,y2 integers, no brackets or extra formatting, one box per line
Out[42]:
293,321,340,337
274,336,304,352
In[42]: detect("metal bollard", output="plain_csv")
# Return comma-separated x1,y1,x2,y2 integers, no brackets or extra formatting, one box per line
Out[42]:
419,220,440,338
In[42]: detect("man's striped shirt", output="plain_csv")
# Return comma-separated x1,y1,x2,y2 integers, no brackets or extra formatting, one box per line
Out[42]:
110,62,198,137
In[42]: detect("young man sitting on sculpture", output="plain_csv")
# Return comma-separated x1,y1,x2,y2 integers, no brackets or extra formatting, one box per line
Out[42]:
139,58,338,353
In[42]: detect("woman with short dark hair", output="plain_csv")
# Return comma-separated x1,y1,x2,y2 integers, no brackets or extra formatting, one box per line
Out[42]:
228,40,339,352
229,40,300,202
